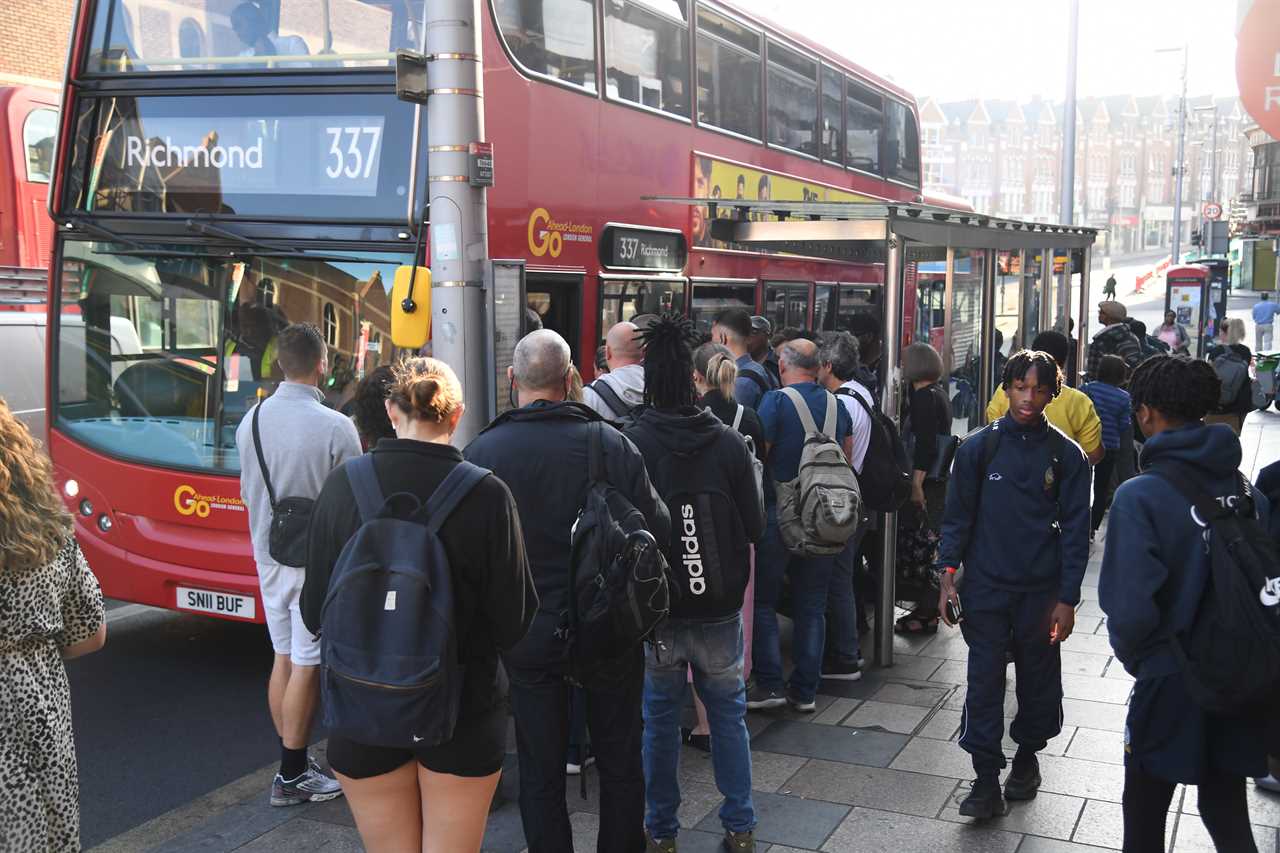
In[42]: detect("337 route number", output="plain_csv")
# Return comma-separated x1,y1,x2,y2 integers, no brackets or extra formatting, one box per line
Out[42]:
325,126,383,180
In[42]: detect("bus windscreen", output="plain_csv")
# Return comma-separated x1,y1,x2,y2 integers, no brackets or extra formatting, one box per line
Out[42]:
86,0,426,73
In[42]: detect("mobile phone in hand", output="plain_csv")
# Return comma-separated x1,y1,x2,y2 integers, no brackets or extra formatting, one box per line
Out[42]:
945,595,963,625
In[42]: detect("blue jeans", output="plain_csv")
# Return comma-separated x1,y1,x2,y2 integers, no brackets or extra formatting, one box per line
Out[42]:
752,505,837,702
827,531,865,663
642,615,754,839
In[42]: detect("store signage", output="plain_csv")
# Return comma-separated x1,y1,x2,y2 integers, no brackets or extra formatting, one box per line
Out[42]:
1236,0,1280,139
600,225,687,272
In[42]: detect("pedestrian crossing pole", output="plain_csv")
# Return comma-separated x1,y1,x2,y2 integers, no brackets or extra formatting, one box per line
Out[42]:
426,0,491,446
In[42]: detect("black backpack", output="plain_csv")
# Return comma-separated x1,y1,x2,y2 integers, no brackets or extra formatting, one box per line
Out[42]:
319,456,488,747
653,427,751,618
588,379,640,428
564,422,671,685
251,403,313,568
1147,466,1280,714
835,387,911,512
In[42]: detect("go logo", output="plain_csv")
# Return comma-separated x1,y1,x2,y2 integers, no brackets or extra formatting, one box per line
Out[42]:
527,207,562,258
174,484,211,518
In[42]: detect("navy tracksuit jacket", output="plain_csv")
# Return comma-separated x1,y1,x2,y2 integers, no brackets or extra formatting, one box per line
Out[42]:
938,415,1090,775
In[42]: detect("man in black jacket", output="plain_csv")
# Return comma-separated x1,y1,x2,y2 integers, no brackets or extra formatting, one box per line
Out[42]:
464,329,670,853
623,315,765,853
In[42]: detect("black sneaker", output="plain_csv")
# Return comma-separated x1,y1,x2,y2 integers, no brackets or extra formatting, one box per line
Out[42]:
785,690,816,713
821,657,863,681
1004,754,1041,801
958,776,1006,820
745,683,786,710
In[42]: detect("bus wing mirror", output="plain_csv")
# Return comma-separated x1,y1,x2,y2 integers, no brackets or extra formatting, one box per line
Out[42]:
391,266,431,349
395,50,429,104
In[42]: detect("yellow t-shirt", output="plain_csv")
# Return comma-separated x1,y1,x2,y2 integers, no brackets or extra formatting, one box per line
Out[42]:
986,385,1102,455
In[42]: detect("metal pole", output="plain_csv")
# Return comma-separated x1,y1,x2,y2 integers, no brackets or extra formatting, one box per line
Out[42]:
1059,0,1080,226
427,0,490,446
979,249,997,407
876,232,903,668
1040,247,1053,333
1077,245,1092,383
1209,106,1219,255
1171,45,1188,264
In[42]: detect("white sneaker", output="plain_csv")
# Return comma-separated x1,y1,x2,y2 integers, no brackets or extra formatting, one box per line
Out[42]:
270,757,344,806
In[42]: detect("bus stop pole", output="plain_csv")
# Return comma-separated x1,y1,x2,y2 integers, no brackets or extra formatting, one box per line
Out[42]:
979,249,996,407
427,0,491,446
876,233,904,667
1077,245,1092,382
1040,248,1053,334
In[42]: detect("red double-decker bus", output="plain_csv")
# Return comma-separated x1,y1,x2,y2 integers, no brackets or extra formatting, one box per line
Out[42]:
48,0,923,621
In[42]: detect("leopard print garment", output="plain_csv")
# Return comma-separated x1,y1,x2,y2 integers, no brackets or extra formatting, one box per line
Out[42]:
1,538,104,853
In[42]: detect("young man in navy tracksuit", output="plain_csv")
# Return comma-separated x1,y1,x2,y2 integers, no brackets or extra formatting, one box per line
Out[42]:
937,350,1091,819
1101,355,1268,852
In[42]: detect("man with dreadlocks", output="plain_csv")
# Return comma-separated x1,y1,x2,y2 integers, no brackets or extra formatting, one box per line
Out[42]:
937,349,1091,820
1100,355,1269,852
623,314,766,853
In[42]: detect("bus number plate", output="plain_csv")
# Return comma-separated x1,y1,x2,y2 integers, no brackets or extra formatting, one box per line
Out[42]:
176,587,256,620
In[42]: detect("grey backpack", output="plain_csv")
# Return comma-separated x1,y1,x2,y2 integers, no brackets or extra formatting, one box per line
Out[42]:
774,388,862,556
1213,353,1249,409
730,403,766,511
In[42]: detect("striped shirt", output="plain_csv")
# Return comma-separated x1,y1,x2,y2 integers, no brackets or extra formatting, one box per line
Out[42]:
1082,381,1132,451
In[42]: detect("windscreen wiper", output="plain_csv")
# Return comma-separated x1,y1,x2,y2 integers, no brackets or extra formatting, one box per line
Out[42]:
63,216,146,251
185,218,370,264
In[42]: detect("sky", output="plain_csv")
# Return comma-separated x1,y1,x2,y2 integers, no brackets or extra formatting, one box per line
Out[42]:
732,0,1243,103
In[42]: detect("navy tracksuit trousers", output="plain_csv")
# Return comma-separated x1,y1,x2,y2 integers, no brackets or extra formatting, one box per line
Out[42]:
958,585,1064,776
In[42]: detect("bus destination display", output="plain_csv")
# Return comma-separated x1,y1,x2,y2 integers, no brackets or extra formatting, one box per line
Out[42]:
117,114,386,198
600,225,687,272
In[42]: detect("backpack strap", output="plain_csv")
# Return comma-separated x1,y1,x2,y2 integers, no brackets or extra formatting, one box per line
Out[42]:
731,404,744,432
781,386,833,438
345,455,385,524
821,391,837,437
424,460,491,534
1146,465,1233,525
589,379,634,419
251,403,278,509
743,369,771,397
587,421,608,485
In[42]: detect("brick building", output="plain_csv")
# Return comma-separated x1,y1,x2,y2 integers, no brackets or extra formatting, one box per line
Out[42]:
0,0,76,86
921,93,1251,257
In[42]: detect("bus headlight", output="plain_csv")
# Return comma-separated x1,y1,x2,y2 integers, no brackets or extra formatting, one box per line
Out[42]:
64,479,80,498
79,499,94,517
97,514,113,533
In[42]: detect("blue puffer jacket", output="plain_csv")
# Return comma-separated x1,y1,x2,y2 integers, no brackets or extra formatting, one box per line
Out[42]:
1100,422,1272,679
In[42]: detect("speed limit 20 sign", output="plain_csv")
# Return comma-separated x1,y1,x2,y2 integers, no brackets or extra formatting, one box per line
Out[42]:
1203,202,1223,220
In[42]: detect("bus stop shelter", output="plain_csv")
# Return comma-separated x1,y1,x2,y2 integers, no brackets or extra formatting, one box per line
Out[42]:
649,197,1100,667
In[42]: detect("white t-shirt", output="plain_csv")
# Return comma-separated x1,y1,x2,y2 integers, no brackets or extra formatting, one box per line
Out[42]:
836,378,873,474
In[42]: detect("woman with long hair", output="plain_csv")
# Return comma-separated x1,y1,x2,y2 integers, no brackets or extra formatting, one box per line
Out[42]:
303,358,536,853
894,342,953,634
1,397,106,853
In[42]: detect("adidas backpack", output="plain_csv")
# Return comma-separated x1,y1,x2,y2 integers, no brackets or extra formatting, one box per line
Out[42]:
775,387,862,556
835,386,911,512
1149,466,1280,714
319,456,488,748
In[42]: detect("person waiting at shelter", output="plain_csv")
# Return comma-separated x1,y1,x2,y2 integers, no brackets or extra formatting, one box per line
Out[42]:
1086,301,1143,382
582,321,646,420
302,358,537,853
749,338,853,712
937,349,1091,820
711,308,776,410
1100,355,1268,852
347,365,396,451
1155,310,1191,355
748,316,782,388
1081,355,1132,540
622,315,765,853
894,342,952,636
464,329,669,853
817,331,873,679
235,323,361,807
988,331,1103,465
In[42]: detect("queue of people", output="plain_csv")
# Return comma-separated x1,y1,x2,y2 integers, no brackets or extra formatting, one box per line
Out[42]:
7,290,1280,853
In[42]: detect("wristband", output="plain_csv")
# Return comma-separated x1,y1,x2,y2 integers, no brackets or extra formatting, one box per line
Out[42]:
944,566,957,575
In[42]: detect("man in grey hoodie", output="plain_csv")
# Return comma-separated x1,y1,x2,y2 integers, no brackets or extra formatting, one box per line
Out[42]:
236,323,361,806
582,321,645,419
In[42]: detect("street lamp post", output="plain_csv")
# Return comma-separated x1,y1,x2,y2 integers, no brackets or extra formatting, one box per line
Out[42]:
1060,0,1080,226
1158,45,1189,264
1193,104,1219,255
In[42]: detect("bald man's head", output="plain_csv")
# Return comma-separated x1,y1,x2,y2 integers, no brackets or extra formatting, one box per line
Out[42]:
512,329,571,399
779,338,820,385
605,321,644,370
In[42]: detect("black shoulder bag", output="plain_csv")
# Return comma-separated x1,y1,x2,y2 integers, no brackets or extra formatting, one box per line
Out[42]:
252,403,315,568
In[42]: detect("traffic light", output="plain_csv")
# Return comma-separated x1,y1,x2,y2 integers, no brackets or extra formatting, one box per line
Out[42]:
1191,230,1202,248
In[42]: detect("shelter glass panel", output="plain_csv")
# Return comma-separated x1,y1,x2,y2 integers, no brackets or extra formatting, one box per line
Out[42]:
947,249,986,435
993,249,1022,398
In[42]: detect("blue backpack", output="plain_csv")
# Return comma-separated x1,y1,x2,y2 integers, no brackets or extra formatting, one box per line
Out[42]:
320,455,489,748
